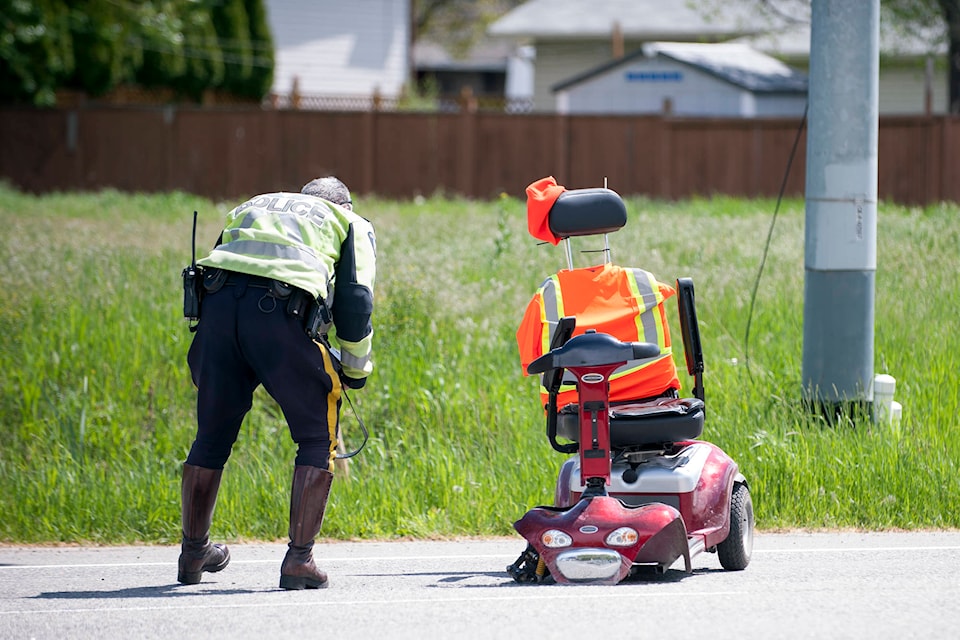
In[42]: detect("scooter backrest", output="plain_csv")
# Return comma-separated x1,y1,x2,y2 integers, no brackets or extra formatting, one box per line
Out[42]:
676,277,705,402
527,331,661,375
549,188,627,239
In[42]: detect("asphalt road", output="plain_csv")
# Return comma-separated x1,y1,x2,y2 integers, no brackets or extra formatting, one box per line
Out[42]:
2,531,959,639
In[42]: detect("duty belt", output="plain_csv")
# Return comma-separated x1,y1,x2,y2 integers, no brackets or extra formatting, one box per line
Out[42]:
205,268,316,320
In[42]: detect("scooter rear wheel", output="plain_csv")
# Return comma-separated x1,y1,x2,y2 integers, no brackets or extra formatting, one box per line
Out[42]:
717,482,754,571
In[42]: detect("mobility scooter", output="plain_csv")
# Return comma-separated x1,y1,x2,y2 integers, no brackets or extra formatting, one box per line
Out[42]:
508,183,754,585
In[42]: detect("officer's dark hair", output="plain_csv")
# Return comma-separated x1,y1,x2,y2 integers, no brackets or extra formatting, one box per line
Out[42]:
302,176,352,210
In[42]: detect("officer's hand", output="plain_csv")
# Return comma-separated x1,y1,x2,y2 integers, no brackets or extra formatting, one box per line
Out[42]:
340,374,366,390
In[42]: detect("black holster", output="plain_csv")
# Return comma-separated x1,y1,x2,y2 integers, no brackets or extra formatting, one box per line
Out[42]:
182,265,204,325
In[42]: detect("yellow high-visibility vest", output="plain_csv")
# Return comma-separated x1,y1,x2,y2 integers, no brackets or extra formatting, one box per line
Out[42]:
198,192,376,379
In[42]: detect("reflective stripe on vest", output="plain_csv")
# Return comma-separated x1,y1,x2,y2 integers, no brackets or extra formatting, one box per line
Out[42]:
536,266,673,393
205,194,336,296
227,202,328,244
337,343,372,373
538,268,668,356
213,239,329,281
540,273,562,351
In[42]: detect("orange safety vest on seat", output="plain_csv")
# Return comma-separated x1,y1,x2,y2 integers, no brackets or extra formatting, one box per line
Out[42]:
517,263,681,409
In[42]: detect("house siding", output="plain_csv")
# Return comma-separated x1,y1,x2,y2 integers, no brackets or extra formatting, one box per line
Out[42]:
879,66,948,115
558,57,806,117
781,60,948,115
490,2,948,116
754,94,809,117
267,0,410,98
546,46,935,117
534,39,646,111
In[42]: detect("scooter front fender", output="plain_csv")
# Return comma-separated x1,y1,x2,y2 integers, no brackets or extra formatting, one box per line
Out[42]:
514,496,688,584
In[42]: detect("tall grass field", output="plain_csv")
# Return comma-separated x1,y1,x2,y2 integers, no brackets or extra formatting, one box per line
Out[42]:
1,183,957,544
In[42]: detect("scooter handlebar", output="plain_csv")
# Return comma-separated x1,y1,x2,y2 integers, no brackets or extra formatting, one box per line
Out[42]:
527,331,661,375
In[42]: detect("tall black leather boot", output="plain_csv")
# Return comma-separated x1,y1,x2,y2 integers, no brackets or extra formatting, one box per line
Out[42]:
178,463,231,584
279,465,334,590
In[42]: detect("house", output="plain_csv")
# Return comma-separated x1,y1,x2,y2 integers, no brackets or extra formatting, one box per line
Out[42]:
732,21,948,115
554,42,808,117
489,0,777,112
489,0,948,115
412,39,533,110
264,0,411,107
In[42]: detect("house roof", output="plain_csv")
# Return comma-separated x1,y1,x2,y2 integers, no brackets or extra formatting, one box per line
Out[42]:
489,0,783,41
733,21,948,59
553,42,808,94
413,40,513,73
489,0,947,58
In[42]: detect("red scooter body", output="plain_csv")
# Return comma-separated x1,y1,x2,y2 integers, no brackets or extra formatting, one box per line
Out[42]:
514,496,690,585
510,329,752,585
508,187,753,585
553,439,742,551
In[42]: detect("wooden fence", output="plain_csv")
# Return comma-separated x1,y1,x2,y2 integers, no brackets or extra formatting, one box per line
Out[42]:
1,106,956,205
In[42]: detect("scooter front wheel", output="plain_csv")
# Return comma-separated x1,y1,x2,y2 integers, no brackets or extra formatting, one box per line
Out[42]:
717,482,754,571
507,544,553,584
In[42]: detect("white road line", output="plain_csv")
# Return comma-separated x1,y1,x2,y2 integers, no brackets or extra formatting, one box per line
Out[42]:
0,555,514,570
753,545,960,554
1,546,959,571
0,590,746,616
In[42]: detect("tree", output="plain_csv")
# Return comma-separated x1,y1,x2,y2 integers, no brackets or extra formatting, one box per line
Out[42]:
947,0,960,112
134,1,193,90
885,0,960,113
172,1,225,101
413,0,524,58
211,0,253,96
243,0,274,99
0,0,275,106
63,1,143,97
208,0,275,100
0,0,73,106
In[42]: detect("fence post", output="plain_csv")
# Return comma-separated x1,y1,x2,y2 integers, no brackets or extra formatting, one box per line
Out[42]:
291,76,302,110
458,86,477,114
66,109,82,190
361,90,380,195
555,113,569,184
922,115,938,206
457,89,477,196
657,115,672,199
163,105,176,196
940,115,960,204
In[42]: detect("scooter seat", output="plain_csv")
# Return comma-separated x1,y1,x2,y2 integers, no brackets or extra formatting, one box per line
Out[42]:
556,397,704,448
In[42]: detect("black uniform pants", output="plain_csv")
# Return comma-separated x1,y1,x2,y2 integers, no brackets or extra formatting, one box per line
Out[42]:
186,273,341,470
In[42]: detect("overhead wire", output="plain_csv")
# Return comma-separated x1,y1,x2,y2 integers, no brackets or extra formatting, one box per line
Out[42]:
742,101,808,379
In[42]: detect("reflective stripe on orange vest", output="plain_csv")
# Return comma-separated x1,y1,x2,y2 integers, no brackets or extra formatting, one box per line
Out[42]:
516,263,681,408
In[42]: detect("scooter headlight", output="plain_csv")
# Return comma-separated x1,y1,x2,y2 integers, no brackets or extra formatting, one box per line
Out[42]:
541,529,573,548
605,527,639,547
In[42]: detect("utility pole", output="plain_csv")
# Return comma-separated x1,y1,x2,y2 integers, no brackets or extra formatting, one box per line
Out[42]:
802,0,880,417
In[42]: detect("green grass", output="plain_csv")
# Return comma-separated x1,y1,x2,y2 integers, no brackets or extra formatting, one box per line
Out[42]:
1,185,958,544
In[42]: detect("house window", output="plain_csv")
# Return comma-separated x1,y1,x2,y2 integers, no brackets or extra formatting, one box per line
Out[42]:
625,71,683,82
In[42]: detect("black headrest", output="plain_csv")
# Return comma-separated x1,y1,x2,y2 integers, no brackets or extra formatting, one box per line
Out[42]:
549,188,627,238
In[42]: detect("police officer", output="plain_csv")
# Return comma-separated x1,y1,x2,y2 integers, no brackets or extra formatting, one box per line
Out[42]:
178,176,375,590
